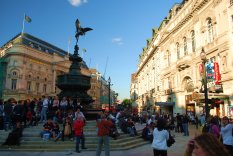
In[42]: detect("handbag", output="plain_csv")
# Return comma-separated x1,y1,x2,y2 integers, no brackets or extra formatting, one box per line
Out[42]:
167,132,175,147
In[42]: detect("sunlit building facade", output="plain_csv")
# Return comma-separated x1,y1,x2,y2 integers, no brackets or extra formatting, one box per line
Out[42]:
131,0,233,117
0,33,91,101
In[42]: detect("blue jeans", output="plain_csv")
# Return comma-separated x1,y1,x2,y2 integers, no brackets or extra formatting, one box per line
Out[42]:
182,123,189,136
40,107,48,122
96,135,110,156
75,135,85,151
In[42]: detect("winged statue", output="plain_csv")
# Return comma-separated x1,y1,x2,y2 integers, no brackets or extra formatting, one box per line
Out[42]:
75,19,93,42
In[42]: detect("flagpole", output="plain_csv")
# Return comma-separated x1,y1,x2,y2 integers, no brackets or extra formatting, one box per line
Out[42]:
67,36,70,56
22,13,25,34
89,58,91,68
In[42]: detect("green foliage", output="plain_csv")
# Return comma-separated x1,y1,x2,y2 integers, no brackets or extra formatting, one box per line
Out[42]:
121,98,132,108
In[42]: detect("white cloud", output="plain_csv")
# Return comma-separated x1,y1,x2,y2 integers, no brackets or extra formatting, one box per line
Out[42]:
68,0,87,7
112,37,123,45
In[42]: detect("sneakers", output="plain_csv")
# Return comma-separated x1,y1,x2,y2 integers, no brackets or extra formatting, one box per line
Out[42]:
76,150,81,153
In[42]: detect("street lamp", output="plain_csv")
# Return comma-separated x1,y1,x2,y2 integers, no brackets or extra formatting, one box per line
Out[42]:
200,47,209,120
108,76,111,112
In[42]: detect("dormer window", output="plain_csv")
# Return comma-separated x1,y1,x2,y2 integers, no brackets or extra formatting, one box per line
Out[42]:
30,43,34,48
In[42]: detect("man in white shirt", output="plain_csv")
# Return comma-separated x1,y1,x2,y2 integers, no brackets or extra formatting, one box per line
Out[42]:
39,96,49,123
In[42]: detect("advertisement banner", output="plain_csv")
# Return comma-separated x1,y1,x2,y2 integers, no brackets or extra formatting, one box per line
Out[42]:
214,62,220,84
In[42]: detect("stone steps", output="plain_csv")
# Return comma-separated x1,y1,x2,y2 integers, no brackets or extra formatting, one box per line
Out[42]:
0,121,150,151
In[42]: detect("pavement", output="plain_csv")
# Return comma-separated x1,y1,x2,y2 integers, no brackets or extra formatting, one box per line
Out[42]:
0,123,201,156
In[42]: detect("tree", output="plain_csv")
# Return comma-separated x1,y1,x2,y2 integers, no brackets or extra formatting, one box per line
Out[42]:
121,99,132,108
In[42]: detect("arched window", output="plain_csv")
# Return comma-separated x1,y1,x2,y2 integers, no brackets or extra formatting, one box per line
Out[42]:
176,42,180,59
207,18,214,43
183,37,187,56
191,30,196,52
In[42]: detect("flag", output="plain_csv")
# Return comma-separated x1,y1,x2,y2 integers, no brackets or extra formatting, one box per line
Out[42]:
25,15,32,23
82,48,87,52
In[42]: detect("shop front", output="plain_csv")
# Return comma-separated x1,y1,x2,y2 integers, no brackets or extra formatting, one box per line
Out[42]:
155,102,175,115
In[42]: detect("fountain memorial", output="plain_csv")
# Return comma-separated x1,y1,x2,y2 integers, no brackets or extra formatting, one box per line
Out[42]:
56,19,93,106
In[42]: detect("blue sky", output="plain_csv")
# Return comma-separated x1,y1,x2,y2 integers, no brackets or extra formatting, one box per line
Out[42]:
0,0,181,100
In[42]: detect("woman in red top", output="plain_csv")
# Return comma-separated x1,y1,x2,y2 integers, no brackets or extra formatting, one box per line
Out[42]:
73,116,87,153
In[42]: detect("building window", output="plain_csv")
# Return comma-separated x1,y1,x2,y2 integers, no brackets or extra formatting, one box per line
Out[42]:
12,71,17,76
191,30,196,52
183,37,187,56
27,81,32,91
176,42,180,59
167,50,171,66
30,42,34,48
207,18,214,43
43,84,47,93
36,83,40,92
11,79,17,90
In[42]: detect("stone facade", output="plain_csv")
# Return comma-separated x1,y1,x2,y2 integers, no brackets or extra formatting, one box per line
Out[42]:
131,0,233,117
0,33,89,101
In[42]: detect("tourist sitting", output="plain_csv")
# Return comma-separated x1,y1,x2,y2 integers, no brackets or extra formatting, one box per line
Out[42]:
142,123,153,142
40,118,54,140
52,122,62,141
127,117,138,136
119,117,128,134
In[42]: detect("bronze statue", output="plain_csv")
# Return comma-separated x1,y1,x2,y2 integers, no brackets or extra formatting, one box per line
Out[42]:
75,19,93,43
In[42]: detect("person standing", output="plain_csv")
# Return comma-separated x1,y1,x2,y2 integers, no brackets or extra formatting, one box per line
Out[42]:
220,116,233,156
39,96,49,123
182,114,189,136
73,116,87,153
96,114,113,156
151,117,169,156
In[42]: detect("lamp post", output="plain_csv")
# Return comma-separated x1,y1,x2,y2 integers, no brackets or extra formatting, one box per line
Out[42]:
200,47,209,120
108,77,111,112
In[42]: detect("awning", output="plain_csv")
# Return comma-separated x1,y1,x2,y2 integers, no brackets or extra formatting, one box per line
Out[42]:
155,102,175,106
195,93,229,100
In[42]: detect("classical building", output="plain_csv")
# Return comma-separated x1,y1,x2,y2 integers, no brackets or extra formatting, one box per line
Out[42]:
131,0,233,117
0,33,90,101
88,68,118,109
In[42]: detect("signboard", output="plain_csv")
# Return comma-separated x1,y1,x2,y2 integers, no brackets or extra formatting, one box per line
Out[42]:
199,61,223,93
214,62,220,84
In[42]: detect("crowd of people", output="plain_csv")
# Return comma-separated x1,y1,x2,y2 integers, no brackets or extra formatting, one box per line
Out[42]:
1,96,233,156
141,112,233,156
